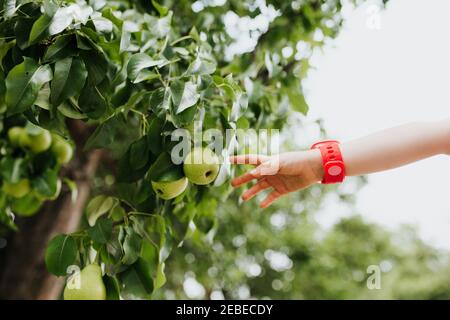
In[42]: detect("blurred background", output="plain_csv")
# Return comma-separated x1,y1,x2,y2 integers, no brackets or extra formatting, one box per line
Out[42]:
2,0,450,300
155,0,450,299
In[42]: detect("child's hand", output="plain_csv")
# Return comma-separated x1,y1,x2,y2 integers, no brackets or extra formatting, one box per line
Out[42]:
229,150,324,208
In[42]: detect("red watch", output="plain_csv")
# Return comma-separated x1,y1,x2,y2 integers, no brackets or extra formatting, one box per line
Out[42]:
311,140,346,184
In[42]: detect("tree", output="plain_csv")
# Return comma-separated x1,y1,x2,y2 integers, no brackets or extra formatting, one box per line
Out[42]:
157,187,450,300
0,0,385,299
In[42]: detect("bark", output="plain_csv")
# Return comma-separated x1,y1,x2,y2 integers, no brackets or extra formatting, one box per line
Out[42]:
0,121,101,300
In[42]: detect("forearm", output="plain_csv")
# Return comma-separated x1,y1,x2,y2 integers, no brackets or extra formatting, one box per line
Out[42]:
340,120,450,176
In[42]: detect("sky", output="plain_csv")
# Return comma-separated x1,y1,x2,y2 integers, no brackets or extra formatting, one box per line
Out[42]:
304,0,450,249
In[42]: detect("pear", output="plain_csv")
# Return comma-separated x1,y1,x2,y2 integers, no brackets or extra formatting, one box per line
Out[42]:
63,264,107,300
183,147,220,185
152,177,188,200
2,179,30,198
7,127,25,147
51,137,73,164
18,131,32,149
29,129,52,153
11,193,43,216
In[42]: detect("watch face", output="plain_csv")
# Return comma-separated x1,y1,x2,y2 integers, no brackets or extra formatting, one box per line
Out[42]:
327,165,343,176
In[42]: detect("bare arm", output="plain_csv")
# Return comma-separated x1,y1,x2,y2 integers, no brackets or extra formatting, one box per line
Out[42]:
342,120,450,176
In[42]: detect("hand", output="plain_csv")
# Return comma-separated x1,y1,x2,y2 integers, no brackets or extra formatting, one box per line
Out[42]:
229,150,324,208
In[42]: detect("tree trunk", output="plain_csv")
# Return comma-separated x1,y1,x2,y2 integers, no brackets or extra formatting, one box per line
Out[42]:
0,121,101,300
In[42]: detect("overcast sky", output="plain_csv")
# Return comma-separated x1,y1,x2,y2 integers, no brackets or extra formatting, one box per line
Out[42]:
304,0,450,249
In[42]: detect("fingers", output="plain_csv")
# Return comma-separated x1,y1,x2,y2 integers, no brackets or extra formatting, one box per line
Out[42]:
231,171,257,187
231,160,279,187
241,179,271,201
229,154,269,166
260,190,283,208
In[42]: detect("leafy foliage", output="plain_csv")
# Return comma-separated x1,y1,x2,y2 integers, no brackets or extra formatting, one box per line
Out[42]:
158,194,450,299
0,0,391,299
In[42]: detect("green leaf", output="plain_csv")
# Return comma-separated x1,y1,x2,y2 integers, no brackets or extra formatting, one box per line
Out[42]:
14,18,35,50
148,87,170,117
130,215,165,249
122,227,142,265
102,8,123,28
170,80,199,114
154,262,166,290
77,83,107,119
32,169,58,198
194,197,217,234
0,73,4,109
110,205,126,222
5,58,53,114
135,257,154,293
127,53,164,84
147,152,176,181
151,0,168,16
68,2,93,25
117,148,153,183
145,11,172,38
88,217,113,244
287,89,309,114
91,12,113,34
144,215,166,248
0,207,17,231
147,116,164,154
119,265,151,300
30,5,75,44
63,177,78,203
139,237,158,264
84,116,121,150
118,90,148,113
35,84,50,109
50,57,87,106
86,195,116,227
48,8,73,35
104,276,121,300
79,49,108,85
169,201,196,243
0,40,14,66
116,181,154,208
58,99,87,119
186,55,216,76
0,157,24,183
230,92,248,121
29,13,53,45
45,234,78,276
129,136,151,170
170,99,197,127
213,74,241,100
43,34,75,63
111,82,132,108
189,26,200,42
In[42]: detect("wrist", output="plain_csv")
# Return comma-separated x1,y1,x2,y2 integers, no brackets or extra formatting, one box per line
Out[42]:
310,140,346,184
307,149,324,182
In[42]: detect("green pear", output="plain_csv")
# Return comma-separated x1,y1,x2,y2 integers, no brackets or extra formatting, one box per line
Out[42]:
183,147,220,185
51,137,73,164
18,131,32,149
63,264,106,300
152,177,188,200
2,179,31,198
29,129,52,153
11,193,43,216
7,127,25,146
